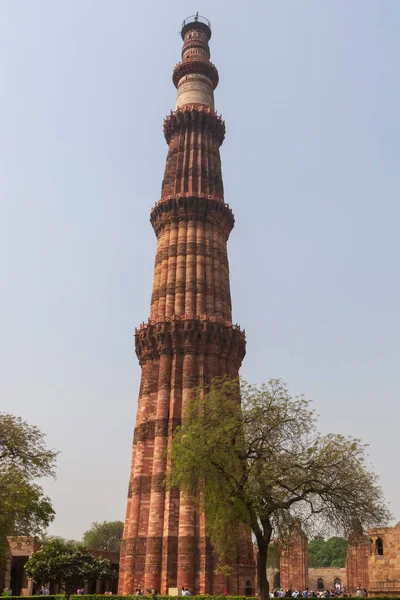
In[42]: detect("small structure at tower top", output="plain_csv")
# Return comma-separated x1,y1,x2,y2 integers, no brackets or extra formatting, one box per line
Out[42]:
181,13,211,40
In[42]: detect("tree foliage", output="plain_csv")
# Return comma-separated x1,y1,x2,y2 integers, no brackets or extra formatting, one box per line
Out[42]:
0,413,57,556
41,536,80,547
266,542,280,569
169,378,390,600
82,521,124,553
308,536,347,568
25,539,116,599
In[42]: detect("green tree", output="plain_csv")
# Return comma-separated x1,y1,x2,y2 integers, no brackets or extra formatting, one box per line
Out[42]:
82,521,124,553
266,542,280,569
308,536,347,568
25,539,116,599
41,536,80,547
169,378,390,600
0,413,57,557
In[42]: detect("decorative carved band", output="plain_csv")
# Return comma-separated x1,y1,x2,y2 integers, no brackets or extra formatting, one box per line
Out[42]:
163,106,225,146
128,474,167,497
177,535,196,553
150,195,234,237
177,535,197,573
133,417,181,445
120,537,148,557
153,241,223,267
182,40,210,59
146,536,163,554
122,535,199,558
134,419,154,442
172,59,219,90
134,316,246,365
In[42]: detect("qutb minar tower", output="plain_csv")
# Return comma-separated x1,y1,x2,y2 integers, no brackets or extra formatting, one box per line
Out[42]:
119,15,255,595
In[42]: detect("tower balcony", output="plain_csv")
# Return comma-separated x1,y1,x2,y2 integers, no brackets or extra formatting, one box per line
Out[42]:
181,14,212,41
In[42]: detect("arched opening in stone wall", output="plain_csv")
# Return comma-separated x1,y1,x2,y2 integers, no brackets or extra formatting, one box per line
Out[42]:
245,580,253,596
375,538,384,555
334,578,341,590
317,578,324,590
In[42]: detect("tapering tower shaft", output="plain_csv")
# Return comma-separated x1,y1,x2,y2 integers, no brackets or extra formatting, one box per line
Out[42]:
119,16,255,595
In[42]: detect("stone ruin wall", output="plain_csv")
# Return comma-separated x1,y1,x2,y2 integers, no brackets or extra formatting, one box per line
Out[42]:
280,530,308,592
269,523,400,595
368,525,400,596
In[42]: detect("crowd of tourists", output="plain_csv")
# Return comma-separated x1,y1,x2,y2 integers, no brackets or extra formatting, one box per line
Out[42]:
2,584,370,598
134,588,191,597
269,586,368,598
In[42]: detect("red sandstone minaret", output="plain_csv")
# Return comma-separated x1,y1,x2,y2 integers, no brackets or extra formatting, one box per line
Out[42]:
119,15,255,595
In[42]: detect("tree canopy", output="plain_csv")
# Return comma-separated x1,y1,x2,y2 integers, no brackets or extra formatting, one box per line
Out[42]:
308,536,347,568
41,536,80,547
266,542,280,569
25,539,116,599
0,413,57,557
169,378,390,600
82,521,124,553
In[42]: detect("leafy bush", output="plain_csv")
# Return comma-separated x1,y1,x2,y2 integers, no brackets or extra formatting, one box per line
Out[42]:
25,540,116,600
69,597,258,600
8,596,64,600
9,597,399,600
69,596,399,600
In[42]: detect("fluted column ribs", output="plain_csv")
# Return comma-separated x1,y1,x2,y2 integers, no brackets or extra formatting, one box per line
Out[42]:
158,224,170,320
196,224,205,315
121,99,254,594
202,121,208,196
204,222,214,315
177,352,197,589
162,108,225,201
209,128,217,197
144,353,172,591
175,128,184,197
189,121,197,195
185,219,196,314
175,220,187,315
219,230,231,320
166,221,178,317
182,127,189,195
212,227,222,319
138,359,159,539
151,219,234,321
121,359,154,593
150,231,163,321
197,120,202,194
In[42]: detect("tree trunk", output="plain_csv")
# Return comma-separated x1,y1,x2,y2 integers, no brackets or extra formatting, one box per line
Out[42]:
256,538,269,600
255,519,273,600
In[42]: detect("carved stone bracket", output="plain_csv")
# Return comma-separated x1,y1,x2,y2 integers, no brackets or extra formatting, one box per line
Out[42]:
135,316,246,365
172,60,219,91
150,194,234,237
164,105,225,145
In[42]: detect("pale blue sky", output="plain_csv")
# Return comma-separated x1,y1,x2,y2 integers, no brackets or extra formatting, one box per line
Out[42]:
1,1,399,539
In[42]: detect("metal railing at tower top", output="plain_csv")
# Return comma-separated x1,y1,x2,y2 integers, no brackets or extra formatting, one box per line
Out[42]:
181,13,211,30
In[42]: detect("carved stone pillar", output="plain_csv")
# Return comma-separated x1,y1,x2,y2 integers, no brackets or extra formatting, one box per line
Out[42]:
119,14,255,595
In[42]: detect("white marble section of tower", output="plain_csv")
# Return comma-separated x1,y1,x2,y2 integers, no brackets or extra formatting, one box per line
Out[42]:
173,18,218,111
